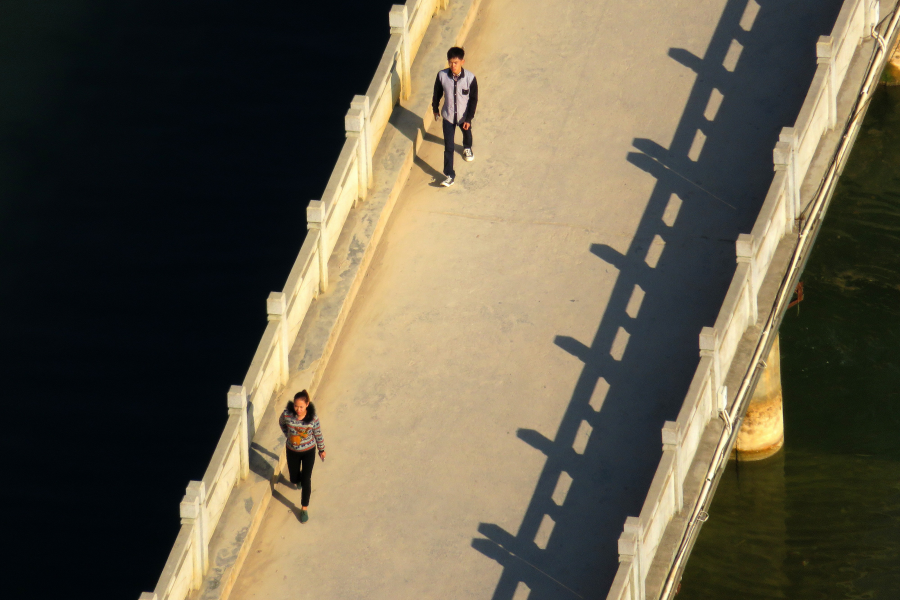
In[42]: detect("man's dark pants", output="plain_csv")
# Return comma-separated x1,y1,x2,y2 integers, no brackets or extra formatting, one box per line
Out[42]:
442,118,473,178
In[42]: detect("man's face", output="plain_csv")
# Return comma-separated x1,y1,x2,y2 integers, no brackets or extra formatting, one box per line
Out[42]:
448,57,464,75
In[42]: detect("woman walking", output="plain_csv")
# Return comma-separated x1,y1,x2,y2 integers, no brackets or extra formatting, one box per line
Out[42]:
278,390,326,523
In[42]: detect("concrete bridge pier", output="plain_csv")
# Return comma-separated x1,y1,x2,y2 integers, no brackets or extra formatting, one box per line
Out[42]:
734,334,785,461
884,34,900,84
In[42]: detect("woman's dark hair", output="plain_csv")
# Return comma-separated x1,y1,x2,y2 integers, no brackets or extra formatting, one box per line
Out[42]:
286,390,316,423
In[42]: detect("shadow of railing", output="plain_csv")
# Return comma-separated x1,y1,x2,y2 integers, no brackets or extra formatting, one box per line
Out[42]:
471,0,844,598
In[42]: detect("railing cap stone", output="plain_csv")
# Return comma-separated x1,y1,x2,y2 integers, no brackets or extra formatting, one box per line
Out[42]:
389,5,408,29
816,35,833,58
266,292,287,316
773,141,792,167
736,233,754,258
345,107,365,133
307,200,324,224
186,480,206,500
699,326,717,351
662,421,680,446
227,385,248,409
350,94,370,112
779,126,795,144
623,515,641,533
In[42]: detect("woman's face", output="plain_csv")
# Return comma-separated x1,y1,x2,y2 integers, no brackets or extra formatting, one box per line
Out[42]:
293,398,308,415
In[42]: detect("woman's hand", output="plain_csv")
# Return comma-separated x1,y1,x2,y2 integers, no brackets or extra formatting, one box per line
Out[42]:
319,451,326,462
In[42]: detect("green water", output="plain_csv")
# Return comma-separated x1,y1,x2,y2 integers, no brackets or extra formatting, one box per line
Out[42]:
678,86,900,598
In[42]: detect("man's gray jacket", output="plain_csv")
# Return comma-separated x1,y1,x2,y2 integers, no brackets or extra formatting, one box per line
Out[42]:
432,68,478,124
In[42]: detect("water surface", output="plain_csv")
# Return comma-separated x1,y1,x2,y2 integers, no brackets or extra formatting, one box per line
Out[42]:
0,2,393,597
678,85,900,599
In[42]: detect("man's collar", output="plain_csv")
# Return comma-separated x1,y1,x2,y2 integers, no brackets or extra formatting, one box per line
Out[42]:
449,67,466,79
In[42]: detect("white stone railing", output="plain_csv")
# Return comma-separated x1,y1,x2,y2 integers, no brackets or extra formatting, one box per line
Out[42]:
147,387,250,600
139,3,448,600
606,0,883,599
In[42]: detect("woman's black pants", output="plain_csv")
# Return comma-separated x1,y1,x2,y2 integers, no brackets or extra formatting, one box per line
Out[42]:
286,446,316,507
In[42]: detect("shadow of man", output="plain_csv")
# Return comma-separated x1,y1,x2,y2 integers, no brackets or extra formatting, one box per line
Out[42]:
391,104,456,184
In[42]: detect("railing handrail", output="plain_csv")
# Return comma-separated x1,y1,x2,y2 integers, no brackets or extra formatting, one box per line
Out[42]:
366,34,404,116
607,0,896,598
141,2,453,599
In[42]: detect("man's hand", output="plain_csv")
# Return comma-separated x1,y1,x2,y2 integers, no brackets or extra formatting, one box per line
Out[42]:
434,113,440,122
462,122,471,130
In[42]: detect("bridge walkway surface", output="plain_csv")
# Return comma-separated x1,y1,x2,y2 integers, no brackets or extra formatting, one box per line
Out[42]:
227,0,842,598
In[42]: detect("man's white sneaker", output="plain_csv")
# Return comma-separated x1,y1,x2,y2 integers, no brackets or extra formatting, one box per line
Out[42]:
463,148,474,162
441,175,455,187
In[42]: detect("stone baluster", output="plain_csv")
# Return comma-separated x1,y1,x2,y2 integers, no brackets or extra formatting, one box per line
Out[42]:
736,233,759,323
267,291,289,386
228,385,250,479
138,593,157,600
816,36,837,130
307,200,328,292
662,421,683,512
699,326,720,394
618,516,644,599
346,95,372,202
351,94,373,191
390,5,412,100
774,127,798,228
180,480,209,589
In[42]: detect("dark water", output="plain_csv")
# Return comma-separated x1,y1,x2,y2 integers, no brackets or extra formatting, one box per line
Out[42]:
678,86,900,599
0,2,392,598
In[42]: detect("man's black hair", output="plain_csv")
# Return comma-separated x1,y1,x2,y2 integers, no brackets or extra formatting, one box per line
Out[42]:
447,46,465,61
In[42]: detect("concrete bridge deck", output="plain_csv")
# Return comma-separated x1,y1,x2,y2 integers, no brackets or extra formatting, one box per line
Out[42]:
224,1,843,598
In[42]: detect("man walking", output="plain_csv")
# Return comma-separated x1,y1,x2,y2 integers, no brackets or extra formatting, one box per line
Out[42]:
432,46,478,187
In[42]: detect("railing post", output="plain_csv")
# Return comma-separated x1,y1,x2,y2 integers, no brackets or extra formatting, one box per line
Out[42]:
439,0,450,10
228,385,250,480
816,36,837,129
180,480,208,589
346,100,371,203
736,233,758,323
390,5,411,100
267,291,289,386
307,200,328,292
864,0,880,36
350,95,373,189
619,516,644,599
353,94,374,167
662,421,683,513
774,127,798,228
138,593,158,600
699,326,720,393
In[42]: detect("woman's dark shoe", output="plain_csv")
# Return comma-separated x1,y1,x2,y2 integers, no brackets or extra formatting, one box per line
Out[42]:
299,509,309,523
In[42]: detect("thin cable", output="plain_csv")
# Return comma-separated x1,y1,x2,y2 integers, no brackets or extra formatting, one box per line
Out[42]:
639,153,738,210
